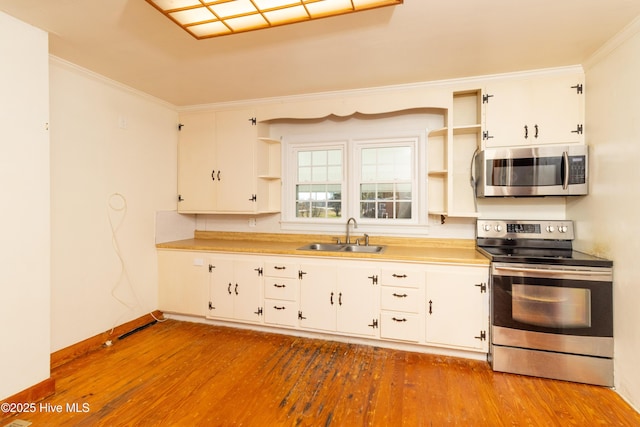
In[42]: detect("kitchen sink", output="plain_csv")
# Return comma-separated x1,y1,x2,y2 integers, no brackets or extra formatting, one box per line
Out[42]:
297,242,385,254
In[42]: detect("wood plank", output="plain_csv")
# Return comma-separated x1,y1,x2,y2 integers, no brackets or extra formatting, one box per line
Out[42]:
1,320,639,426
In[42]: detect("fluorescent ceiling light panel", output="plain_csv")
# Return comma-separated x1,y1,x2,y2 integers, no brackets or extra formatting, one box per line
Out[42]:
146,0,403,39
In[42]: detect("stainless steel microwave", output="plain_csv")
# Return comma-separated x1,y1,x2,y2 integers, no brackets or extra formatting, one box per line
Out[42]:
474,145,588,197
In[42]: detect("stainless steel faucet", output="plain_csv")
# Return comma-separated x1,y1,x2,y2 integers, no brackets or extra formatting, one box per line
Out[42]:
346,217,357,244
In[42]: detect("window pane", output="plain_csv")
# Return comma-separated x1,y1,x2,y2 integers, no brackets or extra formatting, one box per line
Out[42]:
328,149,342,164
360,183,376,200
312,150,327,164
397,183,412,200
327,165,342,181
396,201,411,219
328,201,341,218
298,166,311,182
311,166,327,181
327,184,341,200
296,201,310,217
377,183,394,200
296,184,311,200
298,151,311,166
361,148,377,165
360,202,375,218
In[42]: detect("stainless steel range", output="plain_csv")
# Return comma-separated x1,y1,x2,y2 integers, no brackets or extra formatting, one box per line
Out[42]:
477,219,614,386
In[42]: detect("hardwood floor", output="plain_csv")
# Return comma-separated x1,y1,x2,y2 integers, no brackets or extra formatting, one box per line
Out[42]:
2,319,639,426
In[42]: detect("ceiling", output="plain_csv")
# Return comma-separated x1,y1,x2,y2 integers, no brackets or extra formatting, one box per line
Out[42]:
2,0,640,107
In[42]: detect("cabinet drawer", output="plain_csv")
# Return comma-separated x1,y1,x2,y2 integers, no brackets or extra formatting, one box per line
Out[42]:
264,299,298,327
380,269,424,288
381,287,421,313
380,311,421,342
264,277,298,301
264,262,298,279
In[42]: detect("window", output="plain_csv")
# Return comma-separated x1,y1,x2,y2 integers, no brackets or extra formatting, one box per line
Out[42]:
359,145,413,219
295,148,343,218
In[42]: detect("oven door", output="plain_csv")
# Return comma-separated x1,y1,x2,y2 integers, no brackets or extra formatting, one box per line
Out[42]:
491,262,613,356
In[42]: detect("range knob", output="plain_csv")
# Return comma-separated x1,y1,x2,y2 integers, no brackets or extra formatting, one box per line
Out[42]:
559,225,568,233
546,225,555,233
482,224,491,232
494,225,503,232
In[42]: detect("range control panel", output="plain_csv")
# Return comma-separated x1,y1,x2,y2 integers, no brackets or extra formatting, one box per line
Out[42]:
477,219,574,240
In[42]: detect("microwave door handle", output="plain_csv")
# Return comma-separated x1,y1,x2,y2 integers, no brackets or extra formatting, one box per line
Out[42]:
562,151,570,190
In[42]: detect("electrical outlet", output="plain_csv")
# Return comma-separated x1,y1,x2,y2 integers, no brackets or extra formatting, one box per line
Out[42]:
248,218,256,227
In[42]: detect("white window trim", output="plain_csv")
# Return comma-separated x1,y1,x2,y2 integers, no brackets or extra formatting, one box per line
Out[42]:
281,130,429,237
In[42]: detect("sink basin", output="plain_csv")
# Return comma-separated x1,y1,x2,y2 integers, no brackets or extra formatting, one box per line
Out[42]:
297,242,385,254
298,243,345,252
341,245,385,253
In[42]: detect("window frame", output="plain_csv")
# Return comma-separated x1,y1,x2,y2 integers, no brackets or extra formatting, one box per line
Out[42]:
353,137,419,225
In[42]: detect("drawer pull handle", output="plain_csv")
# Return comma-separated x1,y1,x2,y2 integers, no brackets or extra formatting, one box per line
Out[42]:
392,274,407,278
274,306,286,310
274,266,286,270
273,284,286,288
392,317,407,322
392,293,408,298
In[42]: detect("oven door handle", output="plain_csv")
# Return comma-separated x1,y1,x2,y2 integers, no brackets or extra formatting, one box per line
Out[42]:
493,265,612,281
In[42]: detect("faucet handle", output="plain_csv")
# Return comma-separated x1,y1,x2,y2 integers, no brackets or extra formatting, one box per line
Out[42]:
335,237,342,244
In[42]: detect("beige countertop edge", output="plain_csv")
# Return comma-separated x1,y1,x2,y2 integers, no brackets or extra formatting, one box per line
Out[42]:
156,236,490,266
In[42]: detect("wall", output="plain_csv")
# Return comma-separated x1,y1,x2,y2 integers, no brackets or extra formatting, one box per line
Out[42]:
49,58,178,352
0,12,50,400
570,17,640,410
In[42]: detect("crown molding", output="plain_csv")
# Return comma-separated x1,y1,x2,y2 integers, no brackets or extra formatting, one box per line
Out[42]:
584,15,640,70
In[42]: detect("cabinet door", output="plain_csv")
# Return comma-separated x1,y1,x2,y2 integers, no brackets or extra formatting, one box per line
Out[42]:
299,263,337,332
531,74,583,144
215,109,257,212
425,266,489,352
208,258,235,320
483,79,529,147
337,266,379,337
158,251,209,316
484,73,583,147
177,112,217,212
233,259,263,323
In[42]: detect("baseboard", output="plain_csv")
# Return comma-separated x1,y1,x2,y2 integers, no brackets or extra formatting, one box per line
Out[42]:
50,310,165,369
1,377,55,406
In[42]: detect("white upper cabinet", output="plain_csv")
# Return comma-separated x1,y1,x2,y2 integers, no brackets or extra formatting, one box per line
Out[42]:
177,112,217,212
177,109,281,214
483,71,584,147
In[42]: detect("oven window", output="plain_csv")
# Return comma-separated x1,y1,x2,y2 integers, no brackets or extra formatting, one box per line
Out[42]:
512,284,591,328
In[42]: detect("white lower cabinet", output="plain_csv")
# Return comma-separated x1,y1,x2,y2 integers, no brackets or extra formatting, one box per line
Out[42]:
263,261,299,327
158,250,209,316
425,265,489,352
298,260,379,337
379,267,425,343
157,249,490,356
207,256,263,324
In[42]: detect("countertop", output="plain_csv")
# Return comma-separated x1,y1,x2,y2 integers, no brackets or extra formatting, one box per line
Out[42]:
156,231,490,266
